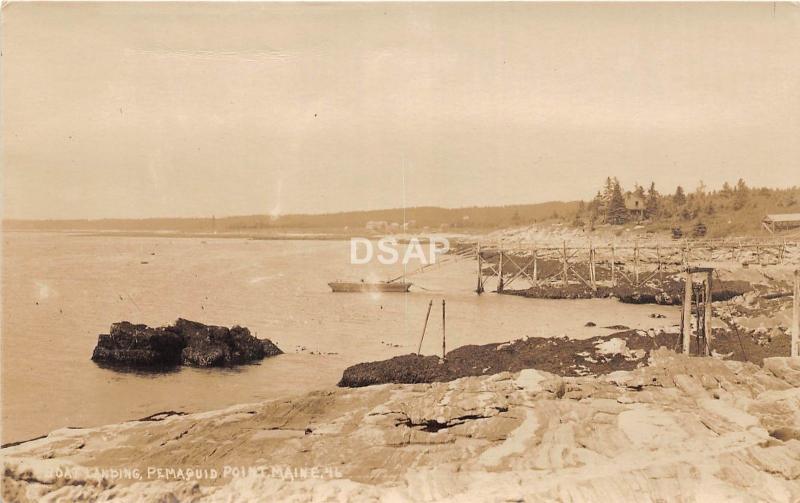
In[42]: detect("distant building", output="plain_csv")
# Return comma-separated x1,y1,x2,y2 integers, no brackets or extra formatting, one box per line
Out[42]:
624,193,646,219
762,213,800,233
365,220,388,231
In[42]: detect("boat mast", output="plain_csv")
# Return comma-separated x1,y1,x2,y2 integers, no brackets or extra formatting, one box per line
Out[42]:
402,159,407,284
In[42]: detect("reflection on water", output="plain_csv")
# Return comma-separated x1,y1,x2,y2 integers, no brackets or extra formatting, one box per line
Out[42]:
1,232,680,443
90,361,183,376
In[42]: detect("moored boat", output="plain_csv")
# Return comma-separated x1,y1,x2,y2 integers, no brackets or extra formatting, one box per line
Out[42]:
328,281,412,293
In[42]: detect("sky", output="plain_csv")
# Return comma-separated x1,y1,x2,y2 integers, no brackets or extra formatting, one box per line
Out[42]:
2,2,799,220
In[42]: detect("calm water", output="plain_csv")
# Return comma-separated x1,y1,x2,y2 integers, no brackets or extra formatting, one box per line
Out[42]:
1,232,679,443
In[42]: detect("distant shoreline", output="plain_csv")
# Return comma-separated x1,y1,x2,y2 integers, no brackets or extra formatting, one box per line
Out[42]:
2,229,353,241
1,229,465,243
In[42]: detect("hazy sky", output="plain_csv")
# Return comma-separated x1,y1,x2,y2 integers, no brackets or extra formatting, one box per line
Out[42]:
2,2,799,219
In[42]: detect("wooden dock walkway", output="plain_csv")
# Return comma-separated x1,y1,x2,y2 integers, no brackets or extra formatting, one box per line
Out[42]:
458,238,800,292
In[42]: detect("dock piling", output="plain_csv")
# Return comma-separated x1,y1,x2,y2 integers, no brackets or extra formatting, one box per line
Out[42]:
417,300,433,355
682,270,693,354
703,271,713,356
498,249,504,293
611,246,616,287
442,299,447,360
476,243,484,294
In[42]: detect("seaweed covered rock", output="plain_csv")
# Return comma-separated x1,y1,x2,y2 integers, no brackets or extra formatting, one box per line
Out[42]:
338,330,681,387
505,276,752,305
614,277,752,305
91,322,185,366
91,319,282,368
176,318,267,366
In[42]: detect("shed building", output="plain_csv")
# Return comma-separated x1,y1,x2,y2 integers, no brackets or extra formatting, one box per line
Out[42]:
762,213,800,233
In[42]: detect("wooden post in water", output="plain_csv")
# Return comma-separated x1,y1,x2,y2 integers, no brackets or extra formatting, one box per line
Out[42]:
562,241,568,287
417,300,433,355
656,245,662,280
611,246,616,287
704,271,713,356
682,270,693,354
792,269,799,357
441,299,447,360
498,249,504,292
634,241,640,286
589,245,597,292
532,248,538,284
476,243,484,294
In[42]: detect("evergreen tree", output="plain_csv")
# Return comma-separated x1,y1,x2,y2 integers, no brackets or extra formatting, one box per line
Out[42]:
603,177,614,202
607,179,627,225
645,182,660,218
721,181,733,196
673,186,686,206
589,191,604,222
733,179,749,210
735,178,749,193
601,177,614,222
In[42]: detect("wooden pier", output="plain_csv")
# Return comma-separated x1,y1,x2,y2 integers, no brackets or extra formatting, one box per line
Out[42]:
467,238,800,292
461,238,800,358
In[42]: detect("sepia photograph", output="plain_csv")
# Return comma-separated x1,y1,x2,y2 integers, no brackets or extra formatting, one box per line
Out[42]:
1,1,799,501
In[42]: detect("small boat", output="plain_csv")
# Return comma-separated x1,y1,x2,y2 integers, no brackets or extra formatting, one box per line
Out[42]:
328,280,412,293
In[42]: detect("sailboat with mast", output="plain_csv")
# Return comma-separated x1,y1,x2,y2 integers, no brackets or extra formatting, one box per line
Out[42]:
327,279,412,293
328,160,412,293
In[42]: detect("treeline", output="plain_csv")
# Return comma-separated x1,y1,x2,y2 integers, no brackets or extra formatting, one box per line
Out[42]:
4,201,580,233
575,178,800,234
6,180,797,237
232,202,579,230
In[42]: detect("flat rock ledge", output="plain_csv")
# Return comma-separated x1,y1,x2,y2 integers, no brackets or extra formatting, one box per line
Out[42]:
91,318,282,368
3,350,800,502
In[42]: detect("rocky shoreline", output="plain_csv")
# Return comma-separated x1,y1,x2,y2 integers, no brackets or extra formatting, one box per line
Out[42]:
91,319,282,368
3,349,799,501
502,275,752,304
338,324,793,387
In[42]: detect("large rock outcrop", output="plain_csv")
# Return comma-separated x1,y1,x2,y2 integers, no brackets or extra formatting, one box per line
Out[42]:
3,350,800,501
91,319,282,368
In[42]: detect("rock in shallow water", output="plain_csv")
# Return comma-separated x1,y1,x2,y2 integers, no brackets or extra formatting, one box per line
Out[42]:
91,318,282,368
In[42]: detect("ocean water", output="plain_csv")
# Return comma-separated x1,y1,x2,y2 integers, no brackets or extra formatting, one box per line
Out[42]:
1,232,680,443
